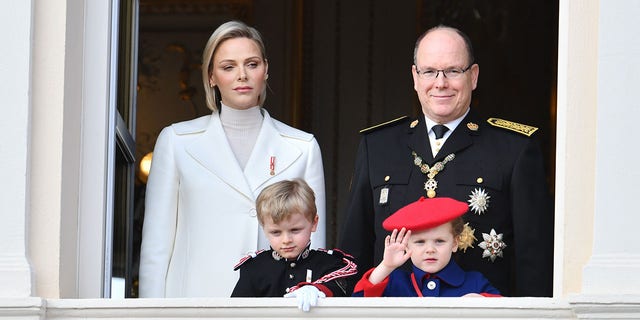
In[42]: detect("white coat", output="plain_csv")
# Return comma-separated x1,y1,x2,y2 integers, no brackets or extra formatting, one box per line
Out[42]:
138,109,326,297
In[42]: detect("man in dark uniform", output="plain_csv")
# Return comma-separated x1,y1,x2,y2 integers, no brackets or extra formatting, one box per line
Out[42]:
339,25,553,297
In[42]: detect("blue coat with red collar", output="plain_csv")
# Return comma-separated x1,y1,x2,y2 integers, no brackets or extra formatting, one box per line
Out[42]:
352,259,500,297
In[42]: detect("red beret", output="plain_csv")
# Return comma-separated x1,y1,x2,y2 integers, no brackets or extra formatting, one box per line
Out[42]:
382,197,468,231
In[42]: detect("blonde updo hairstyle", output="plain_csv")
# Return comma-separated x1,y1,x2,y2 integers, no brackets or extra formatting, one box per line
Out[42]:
201,20,268,112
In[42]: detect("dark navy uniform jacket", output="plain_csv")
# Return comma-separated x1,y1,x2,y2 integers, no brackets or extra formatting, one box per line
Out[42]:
353,259,500,297
339,111,553,297
231,247,357,297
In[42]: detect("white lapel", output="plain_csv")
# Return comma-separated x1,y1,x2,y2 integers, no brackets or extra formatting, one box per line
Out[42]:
185,112,254,200
244,110,302,192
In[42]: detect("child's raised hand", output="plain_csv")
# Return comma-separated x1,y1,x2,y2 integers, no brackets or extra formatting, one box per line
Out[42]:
381,228,412,269
368,228,413,284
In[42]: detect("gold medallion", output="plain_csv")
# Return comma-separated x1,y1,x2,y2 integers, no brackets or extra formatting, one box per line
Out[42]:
413,151,455,199
457,223,477,252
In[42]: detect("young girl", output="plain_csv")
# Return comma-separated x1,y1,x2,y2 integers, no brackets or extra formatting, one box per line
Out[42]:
353,197,500,297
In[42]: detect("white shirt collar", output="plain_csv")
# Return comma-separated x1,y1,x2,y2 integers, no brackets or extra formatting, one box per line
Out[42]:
424,109,470,157
423,108,470,140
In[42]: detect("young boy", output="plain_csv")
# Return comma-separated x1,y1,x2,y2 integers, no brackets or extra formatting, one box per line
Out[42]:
232,179,358,311
353,197,500,297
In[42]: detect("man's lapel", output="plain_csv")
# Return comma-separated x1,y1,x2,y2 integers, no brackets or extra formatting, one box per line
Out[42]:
407,117,433,162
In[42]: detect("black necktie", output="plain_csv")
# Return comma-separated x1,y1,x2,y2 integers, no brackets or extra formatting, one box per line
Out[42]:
432,124,449,139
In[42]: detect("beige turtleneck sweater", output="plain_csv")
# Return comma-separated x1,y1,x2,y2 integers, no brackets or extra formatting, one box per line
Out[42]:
219,104,263,170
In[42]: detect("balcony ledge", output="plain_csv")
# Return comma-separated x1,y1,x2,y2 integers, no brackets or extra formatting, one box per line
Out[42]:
1,295,639,319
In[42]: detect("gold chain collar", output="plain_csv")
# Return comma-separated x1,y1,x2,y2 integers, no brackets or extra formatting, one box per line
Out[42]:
411,151,455,198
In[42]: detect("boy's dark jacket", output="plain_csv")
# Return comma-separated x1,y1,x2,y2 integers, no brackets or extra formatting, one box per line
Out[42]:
231,247,357,297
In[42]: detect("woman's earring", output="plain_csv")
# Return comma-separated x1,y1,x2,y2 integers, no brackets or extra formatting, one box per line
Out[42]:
265,74,269,80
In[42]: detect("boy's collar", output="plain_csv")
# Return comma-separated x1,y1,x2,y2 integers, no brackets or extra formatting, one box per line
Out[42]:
270,242,312,262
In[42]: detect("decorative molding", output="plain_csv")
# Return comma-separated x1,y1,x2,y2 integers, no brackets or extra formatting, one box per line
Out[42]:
582,254,640,295
140,0,251,16
0,257,32,298
0,298,43,320
139,0,254,32
1,297,639,319
570,295,640,320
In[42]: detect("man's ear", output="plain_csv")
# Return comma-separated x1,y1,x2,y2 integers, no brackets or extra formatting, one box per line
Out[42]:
411,65,419,92
470,63,479,90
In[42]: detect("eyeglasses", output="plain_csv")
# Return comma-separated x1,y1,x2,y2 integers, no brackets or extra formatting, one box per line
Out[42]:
415,63,474,80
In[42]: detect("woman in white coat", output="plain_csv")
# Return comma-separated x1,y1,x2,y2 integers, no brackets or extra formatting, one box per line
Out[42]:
138,21,326,298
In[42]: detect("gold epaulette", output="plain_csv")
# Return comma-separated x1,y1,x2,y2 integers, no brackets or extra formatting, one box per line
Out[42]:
359,116,409,134
486,117,538,137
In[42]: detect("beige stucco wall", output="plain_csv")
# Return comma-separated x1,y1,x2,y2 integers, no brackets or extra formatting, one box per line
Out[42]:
28,0,113,299
555,0,599,296
30,0,67,299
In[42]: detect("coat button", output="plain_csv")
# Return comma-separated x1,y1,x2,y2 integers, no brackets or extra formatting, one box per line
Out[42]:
476,177,483,184
290,262,296,268
249,208,257,217
427,281,436,290
289,274,294,279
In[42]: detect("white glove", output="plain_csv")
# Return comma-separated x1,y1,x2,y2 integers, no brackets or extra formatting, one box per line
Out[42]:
283,285,326,312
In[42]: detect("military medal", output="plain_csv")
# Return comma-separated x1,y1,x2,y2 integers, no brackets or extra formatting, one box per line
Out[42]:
269,156,276,175
306,269,313,282
379,187,389,204
457,223,477,252
424,179,437,198
468,188,490,214
411,151,455,198
479,228,507,262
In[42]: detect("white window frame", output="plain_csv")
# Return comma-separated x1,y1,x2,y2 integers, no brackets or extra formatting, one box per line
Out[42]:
71,0,601,299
